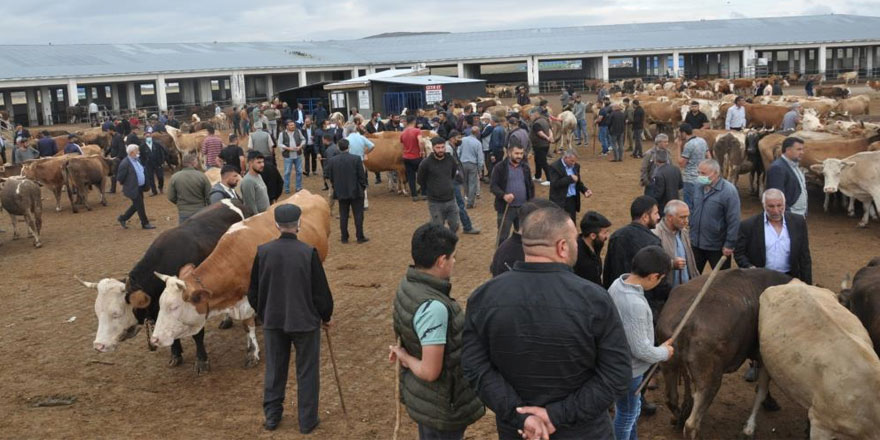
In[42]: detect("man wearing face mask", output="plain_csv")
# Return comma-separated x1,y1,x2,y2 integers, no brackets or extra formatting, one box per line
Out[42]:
690,159,740,272
139,127,167,196
574,211,612,285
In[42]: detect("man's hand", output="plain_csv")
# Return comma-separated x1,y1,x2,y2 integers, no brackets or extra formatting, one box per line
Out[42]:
503,193,515,204
571,174,579,182
722,247,734,257
388,345,411,369
322,320,333,330
518,416,550,440
674,257,687,270
583,189,593,198
661,338,675,358
516,407,556,434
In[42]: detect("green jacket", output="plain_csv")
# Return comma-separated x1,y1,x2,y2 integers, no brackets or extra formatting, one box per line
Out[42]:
392,267,485,431
167,167,211,217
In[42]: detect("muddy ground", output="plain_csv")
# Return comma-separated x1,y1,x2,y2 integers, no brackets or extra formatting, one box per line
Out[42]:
1,89,878,439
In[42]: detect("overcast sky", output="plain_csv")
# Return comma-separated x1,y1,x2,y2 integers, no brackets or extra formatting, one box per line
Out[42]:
4,0,878,44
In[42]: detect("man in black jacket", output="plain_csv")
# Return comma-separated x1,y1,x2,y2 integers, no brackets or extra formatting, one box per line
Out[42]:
106,126,127,193
463,205,631,440
116,144,155,230
247,204,334,433
603,196,661,289
417,136,460,232
490,144,534,246
547,151,592,221
139,127,167,196
490,199,556,277
632,100,646,158
574,211,611,285
324,139,368,243
646,149,682,214
735,188,812,284
765,136,807,216
608,104,627,162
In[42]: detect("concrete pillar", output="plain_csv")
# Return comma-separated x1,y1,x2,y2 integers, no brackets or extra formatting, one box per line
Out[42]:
39,87,53,126
788,50,795,74
659,55,669,77
526,57,539,93
85,86,93,106
198,78,213,105
351,67,359,78
818,45,827,79
25,89,38,126
155,75,168,112
3,91,13,119
672,51,680,77
799,49,806,73
867,47,874,77
230,72,246,107
601,54,609,81
110,84,121,112
265,75,274,99
126,82,137,110
457,62,465,78
67,79,79,106
298,70,307,87
219,80,227,100
181,79,195,104
366,66,376,75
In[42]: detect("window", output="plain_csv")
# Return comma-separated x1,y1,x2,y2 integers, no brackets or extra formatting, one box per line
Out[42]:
140,84,155,96
11,91,26,105
776,51,788,61
105,85,112,98
91,87,98,99
77,87,86,101
166,82,180,94
836,48,844,58
808,50,815,60
211,80,220,91
331,92,345,108
57,89,64,101
794,50,800,61
766,51,773,61
846,48,853,58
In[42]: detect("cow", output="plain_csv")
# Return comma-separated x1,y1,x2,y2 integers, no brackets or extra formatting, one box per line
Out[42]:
743,103,788,129
75,129,111,151
165,126,207,166
714,79,734,95
62,155,110,213
835,95,871,117
77,199,248,372
0,176,43,248
815,85,850,98
811,151,880,227
642,100,686,136
758,131,878,172
552,110,577,151
837,71,860,85
798,98,837,118
659,269,792,439
150,191,330,368
869,80,880,92
364,130,434,195
744,130,767,194
29,134,69,152
712,131,750,189
743,282,880,439
840,257,880,357
19,155,71,212
732,79,755,95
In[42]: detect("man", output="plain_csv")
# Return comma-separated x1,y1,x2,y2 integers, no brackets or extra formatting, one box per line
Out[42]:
607,246,675,440
36,131,57,157
490,199,557,277
653,200,699,290
88,101,99,127
101,117,114,132
278,120,304,194
623,98,634,152
232,106,242,137
247,204,333,433
765,136,807,216
385,113,403,132
678,123,709,209
725,96,747,130
219,134,246,174
547,150,592,221
293,103,305,128
319,132,340,191
632,99,645,158
312,102,328,128
13,137,39,164
417,137,460,233
401,116,425,201
139,127,167,196
301,117,319,178
248,121,276,166
595,98,612,155
437,112,455,140
572,94,588,145
506,114,530,157
458,126,484,209
515,86,530,106
690,159,740,272
647,149,682,214
14,124,31,142
263,105,278,140
324,138,368,244
805,76,815,97
574,211,611,285
559,87,571,110
781,103,801,133
462,205,631,440
345,125,376,208
241,151,270,215
125,127,140,147
684,101,710,130
735,188,812,283
487,116,506,176
608,104,627,162
116,144,156,230
597,84,609,102
150,115,166,133
106,126,127,193
64,134,84,155
200,126,224,170
602,195,662,289
166,112,180,129
529,110,552,185
389,223,486,439
209,165,242,204
365,112,385,134
166,152,212,223
640,133,669,188
490,144,534,246
446,131,481,235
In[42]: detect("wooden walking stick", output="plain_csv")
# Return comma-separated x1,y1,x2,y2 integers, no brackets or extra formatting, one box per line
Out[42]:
324,328,349,423
392,337,402,440
635,255,728,396
495,201,511,248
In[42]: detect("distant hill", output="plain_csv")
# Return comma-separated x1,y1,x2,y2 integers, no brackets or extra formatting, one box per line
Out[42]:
362,32,450,39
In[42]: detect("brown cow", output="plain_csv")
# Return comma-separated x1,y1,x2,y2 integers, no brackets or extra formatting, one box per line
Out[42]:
76,129,111,150
62,155,110,213
659,269,792,439
30,135,69,153
868,80,880,92
745,103,788,129
20,155,73,211
841,257,880,357
815,85,850,98
364,130,433,194
0,176,43,248
732,78,754,94
712,131,749,188
835,95,871,117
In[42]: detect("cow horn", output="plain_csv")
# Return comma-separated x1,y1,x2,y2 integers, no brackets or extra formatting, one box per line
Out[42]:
153,272,172,282
75,275,98,289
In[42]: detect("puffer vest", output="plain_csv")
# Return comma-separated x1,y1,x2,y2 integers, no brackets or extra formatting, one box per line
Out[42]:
392,267,485,431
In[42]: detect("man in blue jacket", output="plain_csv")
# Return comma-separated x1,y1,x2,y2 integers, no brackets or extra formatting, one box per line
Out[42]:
487,117,506,178
689,159,740,272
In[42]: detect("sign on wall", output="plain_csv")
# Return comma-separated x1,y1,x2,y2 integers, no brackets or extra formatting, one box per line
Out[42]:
425,85,443,104
358,90,370,110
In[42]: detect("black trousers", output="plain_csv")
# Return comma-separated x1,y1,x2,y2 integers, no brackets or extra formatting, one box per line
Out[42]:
533,147,550,180
146,166,164,194
120,192,148,226
563,196,578,222
692,247,732,274
263,328,321,433
338,197,366,241
303,145,317,175
404,158,422,196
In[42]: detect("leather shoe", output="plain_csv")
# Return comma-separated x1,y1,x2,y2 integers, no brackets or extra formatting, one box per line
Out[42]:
357,237,370,244
264,416,281,431
299,419,319,434
142,224,157,230
341,238,349,244
463,228,481,235
117,216,128,229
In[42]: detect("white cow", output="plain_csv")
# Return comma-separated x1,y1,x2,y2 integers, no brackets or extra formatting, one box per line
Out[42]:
743,282,880,439
76,277,141,352
810,151,880,227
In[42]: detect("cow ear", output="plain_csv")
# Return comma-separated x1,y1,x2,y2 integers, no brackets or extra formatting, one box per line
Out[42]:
178,264,195,278
187,289,209,304
842,161,857,169
809,164,824,173
129,291,151,309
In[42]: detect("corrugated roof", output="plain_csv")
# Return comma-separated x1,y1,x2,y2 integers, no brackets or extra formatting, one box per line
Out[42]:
372,76,485,86
323,68,423,90
1,14,878,82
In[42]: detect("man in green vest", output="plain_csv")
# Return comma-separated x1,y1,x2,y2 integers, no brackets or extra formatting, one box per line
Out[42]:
389,223,485,439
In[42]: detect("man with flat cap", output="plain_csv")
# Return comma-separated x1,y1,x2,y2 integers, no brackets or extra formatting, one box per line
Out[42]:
248,204,334,433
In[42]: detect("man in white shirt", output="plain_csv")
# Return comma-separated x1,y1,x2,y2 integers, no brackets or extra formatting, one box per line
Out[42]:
725,96,747,130
277,120,304,193
88,102,99,127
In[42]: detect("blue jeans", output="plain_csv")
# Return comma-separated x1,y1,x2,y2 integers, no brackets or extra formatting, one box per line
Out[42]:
599,126,610,153
614,375,643,440
283,156,303,193
453,183,474,232
575,118,588,143
682,182,696,210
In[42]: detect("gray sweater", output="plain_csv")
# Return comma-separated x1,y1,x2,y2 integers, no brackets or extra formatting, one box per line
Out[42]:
608,275,669,377
240,172,270,214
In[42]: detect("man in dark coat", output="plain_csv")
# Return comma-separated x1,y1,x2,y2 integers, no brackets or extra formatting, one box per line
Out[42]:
116,144,155,230
574,211,611,285
735,188,812,284
139,127,167,196
765,136,807,216
490,144,534,246
646,149,682,214
489,199,557,277
547,151,592,221
247,204,334,433
608,104,627,162
602,196,661,289
324,140,368,243
106,126,127,193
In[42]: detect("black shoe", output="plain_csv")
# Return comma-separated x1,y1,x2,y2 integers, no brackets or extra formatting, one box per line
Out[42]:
641,396,657,416
341,238,349,244
357,237,370,244
117,216,128,229
142,224,157,230
299,419,319,434
264,416,281,431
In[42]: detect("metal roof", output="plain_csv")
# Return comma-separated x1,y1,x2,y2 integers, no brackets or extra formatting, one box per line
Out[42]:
372,76,485,86
323,69,424,90
1,14,879,82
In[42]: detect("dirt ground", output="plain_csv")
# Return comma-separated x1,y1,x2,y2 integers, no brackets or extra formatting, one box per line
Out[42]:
1,91,879,440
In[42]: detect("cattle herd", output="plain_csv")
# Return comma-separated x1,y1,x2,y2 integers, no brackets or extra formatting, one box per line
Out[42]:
2,76,880,438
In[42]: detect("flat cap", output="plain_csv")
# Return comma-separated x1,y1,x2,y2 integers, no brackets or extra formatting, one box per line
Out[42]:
275,204,302,224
